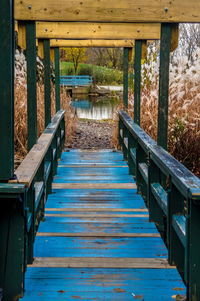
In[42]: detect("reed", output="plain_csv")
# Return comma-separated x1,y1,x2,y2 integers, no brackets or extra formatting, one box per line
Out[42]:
14,80,76,167
112,46,200,177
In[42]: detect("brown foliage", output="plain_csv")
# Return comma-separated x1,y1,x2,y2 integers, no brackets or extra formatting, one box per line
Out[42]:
14,81,76,167
112,87,200,178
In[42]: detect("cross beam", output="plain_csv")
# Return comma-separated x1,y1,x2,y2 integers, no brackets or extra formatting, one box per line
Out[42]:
50,39,135,48
36,22,161,40
14,0,200,23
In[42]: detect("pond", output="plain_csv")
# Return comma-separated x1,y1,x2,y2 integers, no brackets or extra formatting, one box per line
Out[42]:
71,95,121,120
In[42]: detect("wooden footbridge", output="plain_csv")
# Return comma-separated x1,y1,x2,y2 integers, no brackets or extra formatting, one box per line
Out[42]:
1,1,200,300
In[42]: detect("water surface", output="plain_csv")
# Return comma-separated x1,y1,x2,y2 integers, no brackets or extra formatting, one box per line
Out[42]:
71,95,121,120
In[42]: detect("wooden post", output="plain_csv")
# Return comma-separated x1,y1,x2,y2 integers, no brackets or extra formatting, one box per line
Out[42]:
134,40,142,125
26,22,37,151
123,47,129,109
44,39,51,127
0,0,14,180
157,24,171,150
54,47,60,112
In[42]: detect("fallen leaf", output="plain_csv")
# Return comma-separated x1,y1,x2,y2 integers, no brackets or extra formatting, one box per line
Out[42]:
134,295,143,300
172,295,186,300
113,288,126,293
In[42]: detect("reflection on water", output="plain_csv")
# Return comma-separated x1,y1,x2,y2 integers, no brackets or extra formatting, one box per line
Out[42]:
71,95,120,120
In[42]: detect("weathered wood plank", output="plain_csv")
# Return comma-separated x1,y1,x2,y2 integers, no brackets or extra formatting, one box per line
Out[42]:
15,0,200,23
38,39,44,58
30,257,174,269
37,232,160,237
36,22,160,39
9,110,65,187
52,183,137,189
45,208,148,212
50,39,135,48
45,213,148,217
58,165,128,167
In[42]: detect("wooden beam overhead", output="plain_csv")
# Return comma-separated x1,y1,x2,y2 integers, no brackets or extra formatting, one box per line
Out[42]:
50,39,135,48
15,0,200,23
36,22,161,40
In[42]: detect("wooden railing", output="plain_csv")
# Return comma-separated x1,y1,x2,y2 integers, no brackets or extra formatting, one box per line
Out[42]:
0,110,65,301
60,75,93,87
119,110,200,301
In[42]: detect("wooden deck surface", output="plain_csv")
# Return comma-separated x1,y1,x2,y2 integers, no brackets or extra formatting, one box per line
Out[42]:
21,150,186,300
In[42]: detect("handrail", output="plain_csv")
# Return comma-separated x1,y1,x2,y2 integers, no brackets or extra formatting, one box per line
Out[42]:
0,110,65,301
10,110,65,187
119,110,200,301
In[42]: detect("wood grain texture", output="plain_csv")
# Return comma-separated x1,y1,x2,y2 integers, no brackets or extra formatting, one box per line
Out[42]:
52,183,137,189
22,150,185,299
36,22,160,39
9,110,65,187
37,232,160,237
30,257,174,269
58,165,128,167
15,0,200,23
45,213,148,217
38,39,44,58
45,208,148,212
50,39,135,48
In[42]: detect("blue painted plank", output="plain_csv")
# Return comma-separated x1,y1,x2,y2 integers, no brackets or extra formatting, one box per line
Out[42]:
21,149,186,300
34,236,167,258
22,268,186,301
38,218,157,234
45,189,149,210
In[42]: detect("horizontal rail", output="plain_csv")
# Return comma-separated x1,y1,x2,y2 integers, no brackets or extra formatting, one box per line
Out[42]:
0,110,66,300
10,110,65,187
119,110,200,300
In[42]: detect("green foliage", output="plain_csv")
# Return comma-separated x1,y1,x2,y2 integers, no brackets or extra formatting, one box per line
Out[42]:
63,47,87,74
171,117,185,142
60,62,123,85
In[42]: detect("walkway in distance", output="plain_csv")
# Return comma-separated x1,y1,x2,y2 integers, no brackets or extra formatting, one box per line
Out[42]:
21,150,186,300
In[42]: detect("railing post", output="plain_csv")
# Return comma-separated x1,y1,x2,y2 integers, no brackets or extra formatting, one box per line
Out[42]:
157,23,171,150
168,179,185,269
188,197,200,301
26,21,37,151
44,39,51,127
0,0,14,180
123,47,129,109
134,40,142,125
54,47,61,112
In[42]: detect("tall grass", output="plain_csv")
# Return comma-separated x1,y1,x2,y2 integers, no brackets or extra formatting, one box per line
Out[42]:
14,81,75,166
112,45,200,177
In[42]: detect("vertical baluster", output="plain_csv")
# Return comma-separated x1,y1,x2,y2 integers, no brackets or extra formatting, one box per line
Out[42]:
26,22,37,151
157,23,171,150
44,39,51,127
0,0,14,180
188,194,200,301
123,47,129,109
134,40,142,125
54,47,61,112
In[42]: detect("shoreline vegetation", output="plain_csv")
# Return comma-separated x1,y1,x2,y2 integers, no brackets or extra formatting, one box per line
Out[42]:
14,48,200,178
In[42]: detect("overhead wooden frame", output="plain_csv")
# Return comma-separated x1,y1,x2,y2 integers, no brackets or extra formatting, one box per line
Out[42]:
36,22,161,40
14,0,200,23
50,39,135,48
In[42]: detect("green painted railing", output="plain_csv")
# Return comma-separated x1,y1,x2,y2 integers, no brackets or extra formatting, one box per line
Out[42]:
0,110,65,301
119,110,200,301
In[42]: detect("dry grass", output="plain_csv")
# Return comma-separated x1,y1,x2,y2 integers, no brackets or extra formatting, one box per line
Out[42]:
111,60,200,178
14,81,76,167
